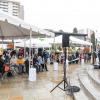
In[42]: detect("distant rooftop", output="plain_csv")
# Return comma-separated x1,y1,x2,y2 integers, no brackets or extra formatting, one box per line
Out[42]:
0,0,20,3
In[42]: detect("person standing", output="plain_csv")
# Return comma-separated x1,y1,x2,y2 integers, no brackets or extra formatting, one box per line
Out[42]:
0,55,4,76
75,51,79,64
43,50,48,71
92,51,97,65
98,50,100,64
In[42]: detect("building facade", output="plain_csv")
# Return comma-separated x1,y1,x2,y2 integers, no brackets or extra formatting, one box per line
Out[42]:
0,0,24,19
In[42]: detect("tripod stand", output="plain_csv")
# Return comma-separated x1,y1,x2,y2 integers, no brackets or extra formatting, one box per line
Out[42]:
50,47,69,92
50,47,80,94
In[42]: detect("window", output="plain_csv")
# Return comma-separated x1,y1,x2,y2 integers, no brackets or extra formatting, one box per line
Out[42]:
3,9,8,12
13,13,18,16
13,10,18,14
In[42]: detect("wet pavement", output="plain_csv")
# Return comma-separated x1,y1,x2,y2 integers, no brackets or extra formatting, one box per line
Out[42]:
0,64,79,100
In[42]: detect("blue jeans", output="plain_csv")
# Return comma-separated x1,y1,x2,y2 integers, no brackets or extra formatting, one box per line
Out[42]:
18,64,24,74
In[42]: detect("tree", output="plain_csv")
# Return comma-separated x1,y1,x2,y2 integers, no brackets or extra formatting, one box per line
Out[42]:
73,27,78,34
59,30,64,32
91,31,96,51
91,31,96,64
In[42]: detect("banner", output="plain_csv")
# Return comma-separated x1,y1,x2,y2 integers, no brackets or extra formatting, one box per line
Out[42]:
7,42,14,49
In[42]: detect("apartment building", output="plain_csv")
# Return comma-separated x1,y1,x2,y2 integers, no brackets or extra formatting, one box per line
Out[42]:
0,0,24,19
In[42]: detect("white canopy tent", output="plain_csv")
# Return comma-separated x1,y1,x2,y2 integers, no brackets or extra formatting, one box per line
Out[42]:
32,39,52,48
0,10,54,69
14,35,92,49
15,43,51,48
70,36,92,46
0,10,54,39
14,40,51,48
50,35,92,46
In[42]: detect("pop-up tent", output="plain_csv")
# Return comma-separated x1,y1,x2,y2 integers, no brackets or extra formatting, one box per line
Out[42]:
51,35,92,46
0,10,54,68
70,36,92,46
15,42,51,48
0,10,54,39
14,39,52,48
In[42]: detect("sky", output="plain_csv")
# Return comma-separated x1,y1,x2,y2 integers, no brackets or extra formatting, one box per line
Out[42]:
20,0,100,33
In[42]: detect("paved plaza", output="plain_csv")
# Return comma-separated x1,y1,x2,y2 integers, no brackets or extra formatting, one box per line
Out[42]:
0,63,79,100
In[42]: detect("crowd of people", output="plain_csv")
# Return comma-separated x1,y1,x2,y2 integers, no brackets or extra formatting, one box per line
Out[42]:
0,47,100,80
0,49,49,79
50,51,92,64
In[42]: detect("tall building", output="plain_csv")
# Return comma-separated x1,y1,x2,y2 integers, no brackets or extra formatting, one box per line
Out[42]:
0,0,24,19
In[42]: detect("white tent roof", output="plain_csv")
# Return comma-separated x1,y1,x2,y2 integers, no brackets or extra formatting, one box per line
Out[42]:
15,39,51,48
51,35,92,46
70,36,92,46
12,34,92,49
31,38,51,48
0,10,54,39
15,43,51,48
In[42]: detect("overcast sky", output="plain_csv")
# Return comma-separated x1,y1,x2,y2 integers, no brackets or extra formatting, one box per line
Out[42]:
20,0,100,32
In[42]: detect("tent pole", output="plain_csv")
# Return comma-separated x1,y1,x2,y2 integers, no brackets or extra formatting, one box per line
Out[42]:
29,28,32,68
0,26,4,49
90,45,91,53
53,34,55,51
24,38,26,59
12,38,14,50
31,40,33,67
2,39,3,49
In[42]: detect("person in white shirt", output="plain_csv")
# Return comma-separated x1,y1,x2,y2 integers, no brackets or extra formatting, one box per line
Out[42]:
10,55,18,73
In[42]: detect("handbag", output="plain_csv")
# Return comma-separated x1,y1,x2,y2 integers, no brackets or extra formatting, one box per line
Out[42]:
4,64,10,72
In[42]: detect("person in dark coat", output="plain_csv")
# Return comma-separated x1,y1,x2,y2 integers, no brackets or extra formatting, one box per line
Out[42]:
92,51,97,64
25,59,29,74
43,50,48,71
98,50,100,63
75,51,79,64
0,55,4,75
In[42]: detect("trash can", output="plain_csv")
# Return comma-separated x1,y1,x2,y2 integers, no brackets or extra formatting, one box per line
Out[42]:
54,62,58,71
28,68,36,81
